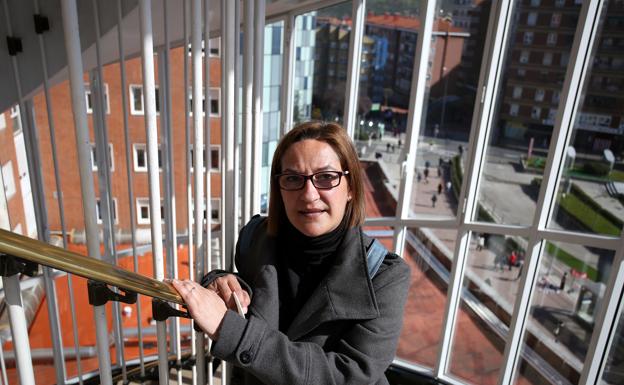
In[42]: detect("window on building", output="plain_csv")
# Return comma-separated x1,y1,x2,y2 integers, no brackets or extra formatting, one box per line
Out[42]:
520,50,530,63
10,105,22,133
517,68,526,77
96,198,118,224
543,52,553,65
512,86,523,99
211,198,221,223
90,143,114,172
129,85,160,115
555,0,565,6
535,89,545,102
527,12,538,26
551,13,562,27
547,32,558,45
85,83,110,114
189,87,221,116
136,198,165,225
209,37,221,56
133,144,162,172
530,0,540,5
509,103,519,116
1,161,16,200
531,106,541,119
552,90,561,103
523,32,534,45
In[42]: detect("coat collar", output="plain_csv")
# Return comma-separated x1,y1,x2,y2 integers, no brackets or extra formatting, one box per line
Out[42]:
246,226,379,340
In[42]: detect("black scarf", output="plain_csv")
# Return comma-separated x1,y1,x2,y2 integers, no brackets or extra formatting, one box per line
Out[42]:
277,217,348,331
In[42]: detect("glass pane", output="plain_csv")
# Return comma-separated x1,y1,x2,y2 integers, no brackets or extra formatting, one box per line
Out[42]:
262,21,284,213
548,2,624,237
514,242,615,385
294,1,352,125
395,227,456,369
447,232,529,384
353,0,421,218
476,2,582,225
601,297,624,385
408,0,491,218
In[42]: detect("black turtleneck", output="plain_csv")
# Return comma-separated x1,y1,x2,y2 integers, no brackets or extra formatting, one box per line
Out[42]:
277,217,348,331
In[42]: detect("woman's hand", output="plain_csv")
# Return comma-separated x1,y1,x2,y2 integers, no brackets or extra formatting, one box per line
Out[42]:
207,274,251,315
170,279,227,340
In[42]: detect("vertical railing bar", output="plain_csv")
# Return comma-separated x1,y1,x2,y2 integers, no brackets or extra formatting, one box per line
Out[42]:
34,0,84,381
242,0,254,227
191,0,207,383
342,0,365,138
181,1,198,383
391,0,435,256
435,0,514,380
159,0,181,365
137,1,169,383
2,1,55,383
233,0,241,236
1,275,35,385
251,0,265,217
90,0,127,376
279,13,294,135
60,0,113,383
0,343,8,385
203,0,214,381
24,99,69,384
116,0,146,376
90,71,127,381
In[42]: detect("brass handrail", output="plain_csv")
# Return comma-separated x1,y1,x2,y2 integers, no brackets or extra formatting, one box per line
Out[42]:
0,229,183,304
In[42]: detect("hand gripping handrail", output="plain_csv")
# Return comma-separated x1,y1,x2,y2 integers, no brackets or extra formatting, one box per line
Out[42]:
0,228,183,305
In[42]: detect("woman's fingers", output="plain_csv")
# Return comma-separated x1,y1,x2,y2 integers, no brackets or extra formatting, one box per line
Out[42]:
169,279,227,339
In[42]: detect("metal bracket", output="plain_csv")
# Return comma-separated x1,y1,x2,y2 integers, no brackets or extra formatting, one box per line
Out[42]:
151,298,190,321
33,14,50,34
87,280,137,306
0,253,38,277
6,36,22,56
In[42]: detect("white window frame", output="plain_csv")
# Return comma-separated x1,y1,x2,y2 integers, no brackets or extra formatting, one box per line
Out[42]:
512,86,523,99
136,198,165,225
188,87,221,117
520,50,530,63
133,143,162,172
535,88,545,102
523,32,534,45
543,52,553,65
0,112,6,131
547,32,558,46
85,83,110,115
90,143,114,172
209,37,221,57
509,103,519,117
96,197,118,224
190,145,221,172
129,84,160,115
1,161,16,200
527,12,538,26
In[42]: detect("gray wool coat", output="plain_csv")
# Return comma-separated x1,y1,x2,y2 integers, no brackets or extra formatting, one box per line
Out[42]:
210,217,411,385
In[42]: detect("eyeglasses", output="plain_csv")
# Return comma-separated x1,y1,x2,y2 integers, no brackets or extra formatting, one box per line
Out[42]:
275,170,349,191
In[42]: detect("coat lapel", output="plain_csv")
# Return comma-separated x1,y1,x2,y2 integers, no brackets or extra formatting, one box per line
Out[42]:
286,228,379,341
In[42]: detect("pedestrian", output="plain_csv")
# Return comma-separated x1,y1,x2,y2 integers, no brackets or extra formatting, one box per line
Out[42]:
391,144,395,152
437,166,441,177
559,272,568,292
417,172,422,183
423,168,429,183
477,235,485,251
386,143,391,152
516,260,524,280
437,183,443,195
446,181,452,192
508,251,517,271
431,193,437,207
398,139,402,148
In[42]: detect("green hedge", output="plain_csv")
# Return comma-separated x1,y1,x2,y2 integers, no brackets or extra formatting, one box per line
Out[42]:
545,242,598,281
581,161,611,177
569,183,624,229
559,192,621,236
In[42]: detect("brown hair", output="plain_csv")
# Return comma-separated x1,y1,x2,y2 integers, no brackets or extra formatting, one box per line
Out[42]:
267,121,365,236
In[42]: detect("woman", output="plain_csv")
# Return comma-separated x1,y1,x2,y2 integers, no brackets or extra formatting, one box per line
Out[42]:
172,121,410,384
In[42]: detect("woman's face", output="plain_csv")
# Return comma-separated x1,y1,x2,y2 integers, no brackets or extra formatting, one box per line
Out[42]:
280,139,351,237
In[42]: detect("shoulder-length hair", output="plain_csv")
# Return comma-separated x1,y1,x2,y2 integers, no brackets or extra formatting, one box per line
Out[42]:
267,121,365,236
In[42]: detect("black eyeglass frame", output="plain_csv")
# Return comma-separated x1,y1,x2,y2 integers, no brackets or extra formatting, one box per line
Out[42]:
275,170,350,191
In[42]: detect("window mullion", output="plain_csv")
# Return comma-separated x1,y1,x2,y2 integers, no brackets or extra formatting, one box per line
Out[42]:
342,0,365,138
